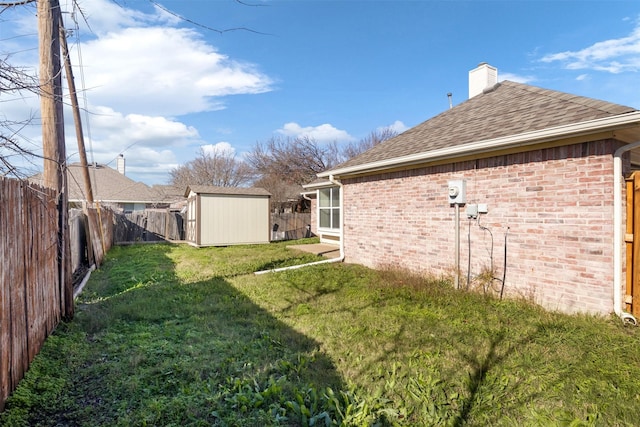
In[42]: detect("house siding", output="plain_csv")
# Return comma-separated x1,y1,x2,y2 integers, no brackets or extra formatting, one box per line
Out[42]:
342,139,626,315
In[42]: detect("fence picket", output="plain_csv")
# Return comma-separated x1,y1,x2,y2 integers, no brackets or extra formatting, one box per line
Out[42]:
0,181,10,410
0,178,62,411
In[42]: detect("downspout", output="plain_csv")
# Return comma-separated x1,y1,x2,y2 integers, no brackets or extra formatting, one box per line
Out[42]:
613,141,640,324
255,175,345,275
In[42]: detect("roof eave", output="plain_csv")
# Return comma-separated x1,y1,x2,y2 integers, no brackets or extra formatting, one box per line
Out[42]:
302,180,334,190
319,111,640,179
69,198,162,204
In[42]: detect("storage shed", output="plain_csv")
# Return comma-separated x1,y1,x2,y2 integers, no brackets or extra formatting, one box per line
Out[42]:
185,185,271,247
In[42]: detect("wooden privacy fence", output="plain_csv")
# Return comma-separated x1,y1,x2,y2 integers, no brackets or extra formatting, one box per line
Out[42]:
270,212,312,241
114,210,184,244
69,207,114,275
0,178,115,411
112,210,310,244
1,178,61,411
625,172,640,318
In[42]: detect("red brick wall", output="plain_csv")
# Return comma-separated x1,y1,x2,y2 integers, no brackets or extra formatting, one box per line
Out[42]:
341,139,626,314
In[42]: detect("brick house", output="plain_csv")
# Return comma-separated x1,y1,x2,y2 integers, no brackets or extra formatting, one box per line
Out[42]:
303,63,640,318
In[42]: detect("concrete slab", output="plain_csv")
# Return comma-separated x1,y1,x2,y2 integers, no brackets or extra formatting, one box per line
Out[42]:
287,243,341,259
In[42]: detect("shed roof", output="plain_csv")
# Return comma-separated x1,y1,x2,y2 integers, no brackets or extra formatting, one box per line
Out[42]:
321,81,640,177
185,185,271,197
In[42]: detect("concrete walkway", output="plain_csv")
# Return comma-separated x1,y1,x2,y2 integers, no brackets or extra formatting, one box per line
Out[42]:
287,243,341,259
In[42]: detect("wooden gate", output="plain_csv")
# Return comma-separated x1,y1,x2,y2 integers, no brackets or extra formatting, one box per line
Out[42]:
625,172,640,317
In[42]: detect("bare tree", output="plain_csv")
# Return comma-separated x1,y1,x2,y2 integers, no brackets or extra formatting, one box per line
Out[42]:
244,128,399,208
339,127,398,162
252,173,310,212
170,146,253,189
246,135,340,187
0,57,41,178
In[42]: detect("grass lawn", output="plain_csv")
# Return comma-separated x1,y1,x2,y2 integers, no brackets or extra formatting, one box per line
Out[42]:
2,240,640,426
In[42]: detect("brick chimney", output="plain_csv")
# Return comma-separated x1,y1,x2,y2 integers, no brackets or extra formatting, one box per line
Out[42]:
117,154,126,175
469,63,498,98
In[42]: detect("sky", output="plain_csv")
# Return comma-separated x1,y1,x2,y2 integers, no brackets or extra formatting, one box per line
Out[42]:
1,0,640,185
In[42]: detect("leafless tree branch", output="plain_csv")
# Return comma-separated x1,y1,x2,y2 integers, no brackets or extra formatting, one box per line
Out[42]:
170,147,254,189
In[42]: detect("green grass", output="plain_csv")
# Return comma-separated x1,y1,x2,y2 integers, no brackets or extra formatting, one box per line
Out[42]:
2,240,640,426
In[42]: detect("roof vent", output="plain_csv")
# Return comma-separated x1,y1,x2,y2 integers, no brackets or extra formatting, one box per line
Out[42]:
469,63,498,99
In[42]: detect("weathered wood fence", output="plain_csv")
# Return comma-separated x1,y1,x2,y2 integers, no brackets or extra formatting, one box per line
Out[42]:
69,207,114,276
1,178,62,411
270,212,312,241
1,197,307,410
0,178,114,411
114,210,184,244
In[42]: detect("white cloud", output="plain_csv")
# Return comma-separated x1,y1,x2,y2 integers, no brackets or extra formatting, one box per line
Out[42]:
62,105,202,183
73,0,171,35
77,105,201,152
382,120,409,134
1,0,273,184
499,72,535,84
277,122,355,143
77,26,272,116
201,142,235,156
540,18,640,73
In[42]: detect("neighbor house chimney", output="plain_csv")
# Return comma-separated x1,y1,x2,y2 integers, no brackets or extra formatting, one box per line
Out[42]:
469,63,498,98
117,154,126,175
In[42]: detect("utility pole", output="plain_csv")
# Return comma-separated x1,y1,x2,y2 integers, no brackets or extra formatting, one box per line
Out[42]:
59,20,93,204
38,0,64,189
38,0,73,319
59,18,99,266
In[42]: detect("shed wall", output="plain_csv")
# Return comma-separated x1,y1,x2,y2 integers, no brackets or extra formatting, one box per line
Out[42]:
186,196,198,245
199,194,269,246
342,139,625,314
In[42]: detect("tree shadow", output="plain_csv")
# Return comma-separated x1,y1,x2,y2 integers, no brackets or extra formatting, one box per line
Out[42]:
38,245,345,426
451,326,510,427
447,314,567,426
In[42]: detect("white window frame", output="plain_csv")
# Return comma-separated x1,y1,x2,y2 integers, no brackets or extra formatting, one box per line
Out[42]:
318,186,340,231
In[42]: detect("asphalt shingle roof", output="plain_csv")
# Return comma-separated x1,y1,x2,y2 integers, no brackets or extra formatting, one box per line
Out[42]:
330,81,637,172
32,163,162,203
185,185,271,197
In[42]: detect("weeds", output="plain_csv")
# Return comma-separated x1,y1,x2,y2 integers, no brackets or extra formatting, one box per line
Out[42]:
2,242,640,426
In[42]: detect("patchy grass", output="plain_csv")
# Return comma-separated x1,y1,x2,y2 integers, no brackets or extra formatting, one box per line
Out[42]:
2,241,640,426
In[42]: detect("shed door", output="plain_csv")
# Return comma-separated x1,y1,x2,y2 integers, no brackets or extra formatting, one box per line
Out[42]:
625,172,640,317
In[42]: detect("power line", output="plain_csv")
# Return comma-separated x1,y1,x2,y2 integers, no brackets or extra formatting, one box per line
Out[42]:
148,0,272,36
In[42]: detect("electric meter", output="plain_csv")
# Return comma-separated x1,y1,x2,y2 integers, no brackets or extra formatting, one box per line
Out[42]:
448,180,466,205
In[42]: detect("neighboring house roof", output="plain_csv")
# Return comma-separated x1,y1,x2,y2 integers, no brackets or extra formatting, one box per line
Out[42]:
185,185,271,197
151,185,187,203
32,163,163,204
320,81,640,178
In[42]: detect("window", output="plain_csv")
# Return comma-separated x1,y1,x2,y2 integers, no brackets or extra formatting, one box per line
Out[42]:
319,187,340,229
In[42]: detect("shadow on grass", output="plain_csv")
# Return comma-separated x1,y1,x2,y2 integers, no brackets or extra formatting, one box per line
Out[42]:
448,312,571,426
13,244,345,426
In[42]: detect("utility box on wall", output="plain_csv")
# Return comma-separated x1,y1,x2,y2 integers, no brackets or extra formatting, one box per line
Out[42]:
184,185,271,247
448,180,466,205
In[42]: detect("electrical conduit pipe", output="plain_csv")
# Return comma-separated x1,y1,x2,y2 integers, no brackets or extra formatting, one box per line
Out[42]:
613,141,640,324
255,174,345,275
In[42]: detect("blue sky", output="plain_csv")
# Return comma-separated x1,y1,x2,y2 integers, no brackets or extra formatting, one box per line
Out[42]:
2,0,640,185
